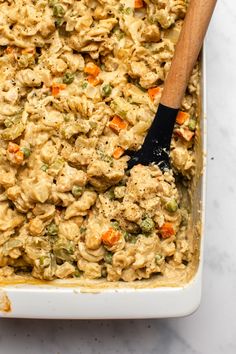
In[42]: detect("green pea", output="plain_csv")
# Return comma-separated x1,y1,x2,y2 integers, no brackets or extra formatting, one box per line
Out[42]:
188,119,196,131
104,252,113,264
165,199,178,213
41,164,49,172
20,147,31,158
47,222,58,236
107,189,115,200
81,82,88,89
102,84,112,97
111,221,120,230
63,72,75,84
124,231,137,243
72,185,83,198
140,217,155,233
53,4,65,18
155,254,164,265
74,270,81,277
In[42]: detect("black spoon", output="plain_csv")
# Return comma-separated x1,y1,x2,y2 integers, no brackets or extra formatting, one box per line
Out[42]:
127,104,178,170
127,0,217,171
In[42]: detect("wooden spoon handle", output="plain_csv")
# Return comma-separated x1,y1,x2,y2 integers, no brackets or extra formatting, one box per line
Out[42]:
161,0,217,109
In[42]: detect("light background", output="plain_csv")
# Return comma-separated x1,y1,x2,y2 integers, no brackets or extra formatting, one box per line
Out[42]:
0,1,235,353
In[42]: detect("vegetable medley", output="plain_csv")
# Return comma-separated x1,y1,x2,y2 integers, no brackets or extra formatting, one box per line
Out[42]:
0,0,200,282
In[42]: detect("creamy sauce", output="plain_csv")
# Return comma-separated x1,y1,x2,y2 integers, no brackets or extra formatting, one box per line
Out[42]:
0,0,201,285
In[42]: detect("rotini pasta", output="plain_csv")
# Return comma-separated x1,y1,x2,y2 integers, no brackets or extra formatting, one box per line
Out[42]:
0,0,199,282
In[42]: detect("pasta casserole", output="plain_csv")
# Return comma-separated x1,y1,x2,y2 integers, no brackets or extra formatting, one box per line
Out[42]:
0,0,200,282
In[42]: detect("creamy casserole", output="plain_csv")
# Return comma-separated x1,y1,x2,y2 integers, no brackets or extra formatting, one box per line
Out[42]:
0,0,200,283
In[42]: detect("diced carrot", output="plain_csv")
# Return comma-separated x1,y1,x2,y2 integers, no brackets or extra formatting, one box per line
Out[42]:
134,0,144,9
5,46,14,54
148,87,162,101
87,75,100,86
113,147,125,159
84,62,100,77
51,83,66,96
159,222,175,239
21,47,35,55
101,228,121,247
14,150,24,164
176,111,190,125
109,115,128,133
8,142,20,153
176,128,194,141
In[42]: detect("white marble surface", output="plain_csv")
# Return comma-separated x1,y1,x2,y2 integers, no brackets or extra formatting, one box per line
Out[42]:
0,1,235,353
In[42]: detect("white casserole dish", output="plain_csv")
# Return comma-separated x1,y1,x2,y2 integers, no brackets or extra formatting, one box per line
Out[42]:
0,51,206,319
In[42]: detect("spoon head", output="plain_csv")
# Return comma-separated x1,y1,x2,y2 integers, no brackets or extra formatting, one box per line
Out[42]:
126,144,170,171
126,104,178,171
